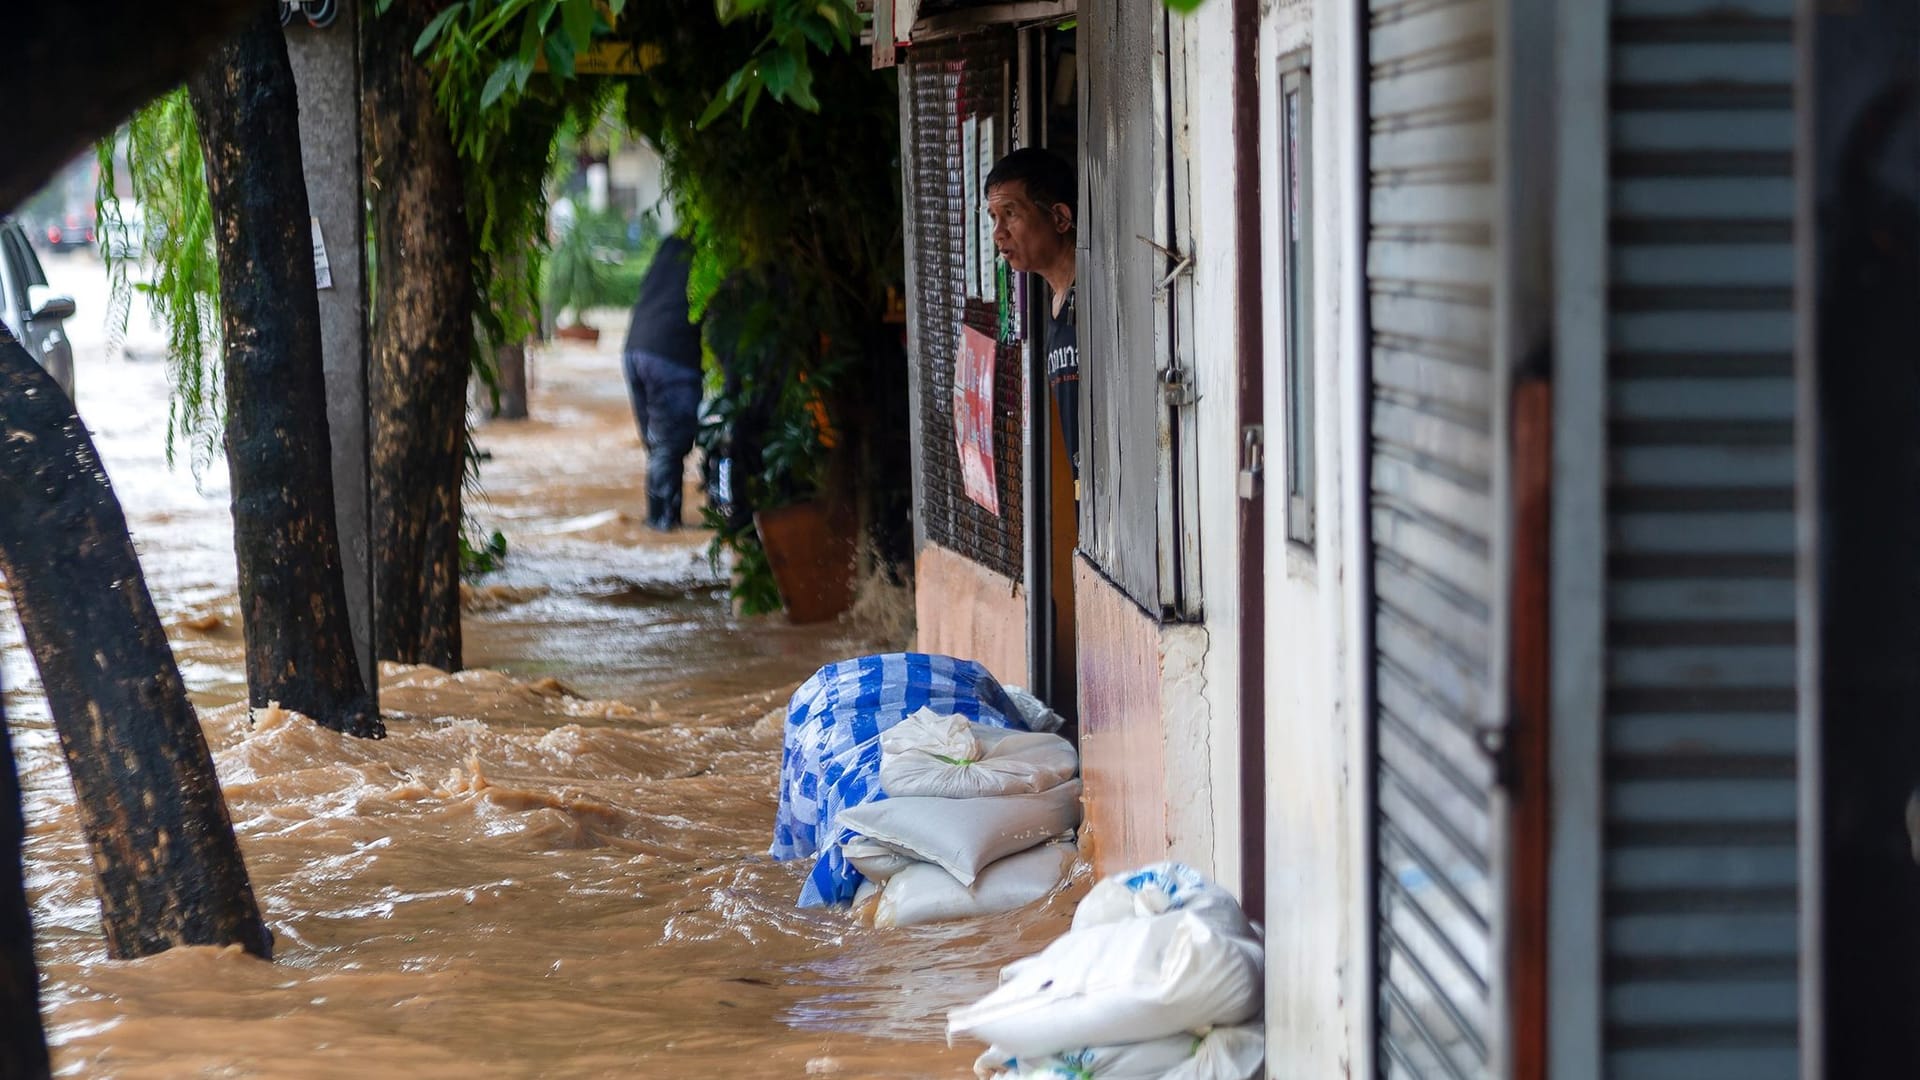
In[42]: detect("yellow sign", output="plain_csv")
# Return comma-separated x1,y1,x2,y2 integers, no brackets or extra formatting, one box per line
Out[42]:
531,4,661,76
559,39,661,75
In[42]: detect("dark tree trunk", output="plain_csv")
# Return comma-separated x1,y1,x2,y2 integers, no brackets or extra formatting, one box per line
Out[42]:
0,337,271,962
494,341,530,421
2,0,255,213
362,0,475,671
186,4,382,740
0,687,51,1080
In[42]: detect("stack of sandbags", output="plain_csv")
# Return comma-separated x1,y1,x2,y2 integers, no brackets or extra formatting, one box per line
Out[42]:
771,653,1030,907
950,862,1266,1080
835,709,1082,927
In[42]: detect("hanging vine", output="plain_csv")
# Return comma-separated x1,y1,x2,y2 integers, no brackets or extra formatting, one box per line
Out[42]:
96,91,224,476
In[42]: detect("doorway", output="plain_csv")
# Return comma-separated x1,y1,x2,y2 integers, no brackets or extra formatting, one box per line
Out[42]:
1023,22,1079,732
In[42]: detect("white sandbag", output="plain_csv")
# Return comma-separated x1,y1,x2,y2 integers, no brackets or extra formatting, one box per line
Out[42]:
973,1025,1266,1080
875,843,1075,928
880,711,1078,799
836,779,1082,887
1072,861,1258,943
842,837,917,884
880,708,983,761
1002,686,1067,734
948,909,1264,1057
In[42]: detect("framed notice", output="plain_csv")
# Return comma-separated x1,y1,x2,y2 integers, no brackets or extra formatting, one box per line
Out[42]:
954,325,1000,516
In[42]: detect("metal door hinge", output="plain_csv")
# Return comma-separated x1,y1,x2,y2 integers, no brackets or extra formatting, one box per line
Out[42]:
1238,425,1264,500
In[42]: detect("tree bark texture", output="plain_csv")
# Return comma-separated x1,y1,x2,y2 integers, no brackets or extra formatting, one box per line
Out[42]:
362,0,476,670
1,0,256,214
0,688,51,1080
186,5,383,740
0,336,271,961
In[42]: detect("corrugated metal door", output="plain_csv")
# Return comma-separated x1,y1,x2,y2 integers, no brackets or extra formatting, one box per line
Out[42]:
1364,0,1505,1075
1602,1,1800,1075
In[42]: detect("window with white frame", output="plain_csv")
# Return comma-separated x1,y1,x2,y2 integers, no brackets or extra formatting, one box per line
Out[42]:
1278,57,1315,547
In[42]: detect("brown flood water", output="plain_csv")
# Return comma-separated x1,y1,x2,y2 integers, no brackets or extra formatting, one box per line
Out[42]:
2,262,1079,1078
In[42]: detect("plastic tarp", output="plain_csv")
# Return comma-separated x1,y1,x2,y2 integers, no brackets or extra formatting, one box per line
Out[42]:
770,653,1021,907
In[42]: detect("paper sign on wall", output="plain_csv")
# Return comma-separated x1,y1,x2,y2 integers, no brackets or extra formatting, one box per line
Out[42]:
955,325,1000,516
975,116,996,300
962,114,980,299
310,217,333,290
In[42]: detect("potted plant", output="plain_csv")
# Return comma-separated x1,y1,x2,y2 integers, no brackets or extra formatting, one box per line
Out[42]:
697,282,858,623
544,205,631,343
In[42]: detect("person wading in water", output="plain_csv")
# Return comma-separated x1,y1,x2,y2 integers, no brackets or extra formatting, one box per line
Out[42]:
620,236,704,531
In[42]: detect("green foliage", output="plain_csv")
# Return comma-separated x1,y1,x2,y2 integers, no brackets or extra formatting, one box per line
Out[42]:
617,0,898,612
402,0,901,615
699,503,782,615
543,203,656,321
460,525,510,577
97,91,225,475
694,0,858,127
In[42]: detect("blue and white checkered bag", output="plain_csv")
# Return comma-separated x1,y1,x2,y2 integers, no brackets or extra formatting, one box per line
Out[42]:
772,653,1023,907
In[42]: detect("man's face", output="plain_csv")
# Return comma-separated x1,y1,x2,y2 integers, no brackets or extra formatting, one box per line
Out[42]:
987,180,1072,273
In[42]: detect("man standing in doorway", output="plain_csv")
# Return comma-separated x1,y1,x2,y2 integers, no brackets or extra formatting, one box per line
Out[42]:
621,235,704,531
986,149,1079,492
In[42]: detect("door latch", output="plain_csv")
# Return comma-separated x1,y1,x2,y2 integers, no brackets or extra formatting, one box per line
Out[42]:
1238,425,1263,500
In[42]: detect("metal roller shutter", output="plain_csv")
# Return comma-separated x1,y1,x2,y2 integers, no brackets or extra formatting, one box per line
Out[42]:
903,36,1026,583
1603,1,1800,1076
1364,0,1503,1075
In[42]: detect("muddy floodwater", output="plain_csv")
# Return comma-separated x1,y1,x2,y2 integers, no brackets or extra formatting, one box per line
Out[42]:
2,254,1078,1077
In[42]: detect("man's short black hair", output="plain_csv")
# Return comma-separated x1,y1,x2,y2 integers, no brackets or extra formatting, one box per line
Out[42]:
985,148,1076,217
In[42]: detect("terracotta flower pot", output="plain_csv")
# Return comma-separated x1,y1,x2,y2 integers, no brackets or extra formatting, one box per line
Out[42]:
753,499,857,624
554,323,600,344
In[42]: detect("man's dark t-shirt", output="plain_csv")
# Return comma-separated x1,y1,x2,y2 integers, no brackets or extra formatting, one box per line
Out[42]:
1047,283,1080,481
622,237,701,369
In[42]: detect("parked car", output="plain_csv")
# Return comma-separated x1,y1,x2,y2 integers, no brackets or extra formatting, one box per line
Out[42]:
36,208,96,253
0,218,77,399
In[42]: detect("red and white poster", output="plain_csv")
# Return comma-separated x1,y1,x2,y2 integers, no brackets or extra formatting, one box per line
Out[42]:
954,325,1000,516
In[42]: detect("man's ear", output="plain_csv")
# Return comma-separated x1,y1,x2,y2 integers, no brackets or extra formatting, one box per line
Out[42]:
1052,203,1075,234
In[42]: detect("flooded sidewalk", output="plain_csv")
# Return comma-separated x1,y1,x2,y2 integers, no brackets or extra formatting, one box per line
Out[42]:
3,261,1077,1077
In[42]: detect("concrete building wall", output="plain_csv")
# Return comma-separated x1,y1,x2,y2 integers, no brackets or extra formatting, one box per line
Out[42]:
1074,556,1168,872
912,541,1029,689
1169,0,1248,895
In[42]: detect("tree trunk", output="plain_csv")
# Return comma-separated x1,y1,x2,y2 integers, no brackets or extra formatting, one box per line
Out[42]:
0,687,51,1080
491,340,530,421
0,337,271,962
2,0,256,213
363,0,475,671
186,4,383,740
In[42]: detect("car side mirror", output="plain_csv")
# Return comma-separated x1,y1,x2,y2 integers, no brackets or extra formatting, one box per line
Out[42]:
30,296,75,322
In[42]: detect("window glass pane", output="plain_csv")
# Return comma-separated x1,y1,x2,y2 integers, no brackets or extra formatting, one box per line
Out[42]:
1280,67,1315,547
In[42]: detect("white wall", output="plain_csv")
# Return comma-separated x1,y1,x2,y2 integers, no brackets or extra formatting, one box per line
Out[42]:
1166,0,1249,895
1258,0,1368,1073
608,138,675,234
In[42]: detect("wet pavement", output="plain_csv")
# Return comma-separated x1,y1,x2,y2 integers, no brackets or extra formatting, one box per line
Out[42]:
2,252,1077,1078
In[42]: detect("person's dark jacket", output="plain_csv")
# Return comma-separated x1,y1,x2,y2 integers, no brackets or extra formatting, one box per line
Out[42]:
621,236,701,369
